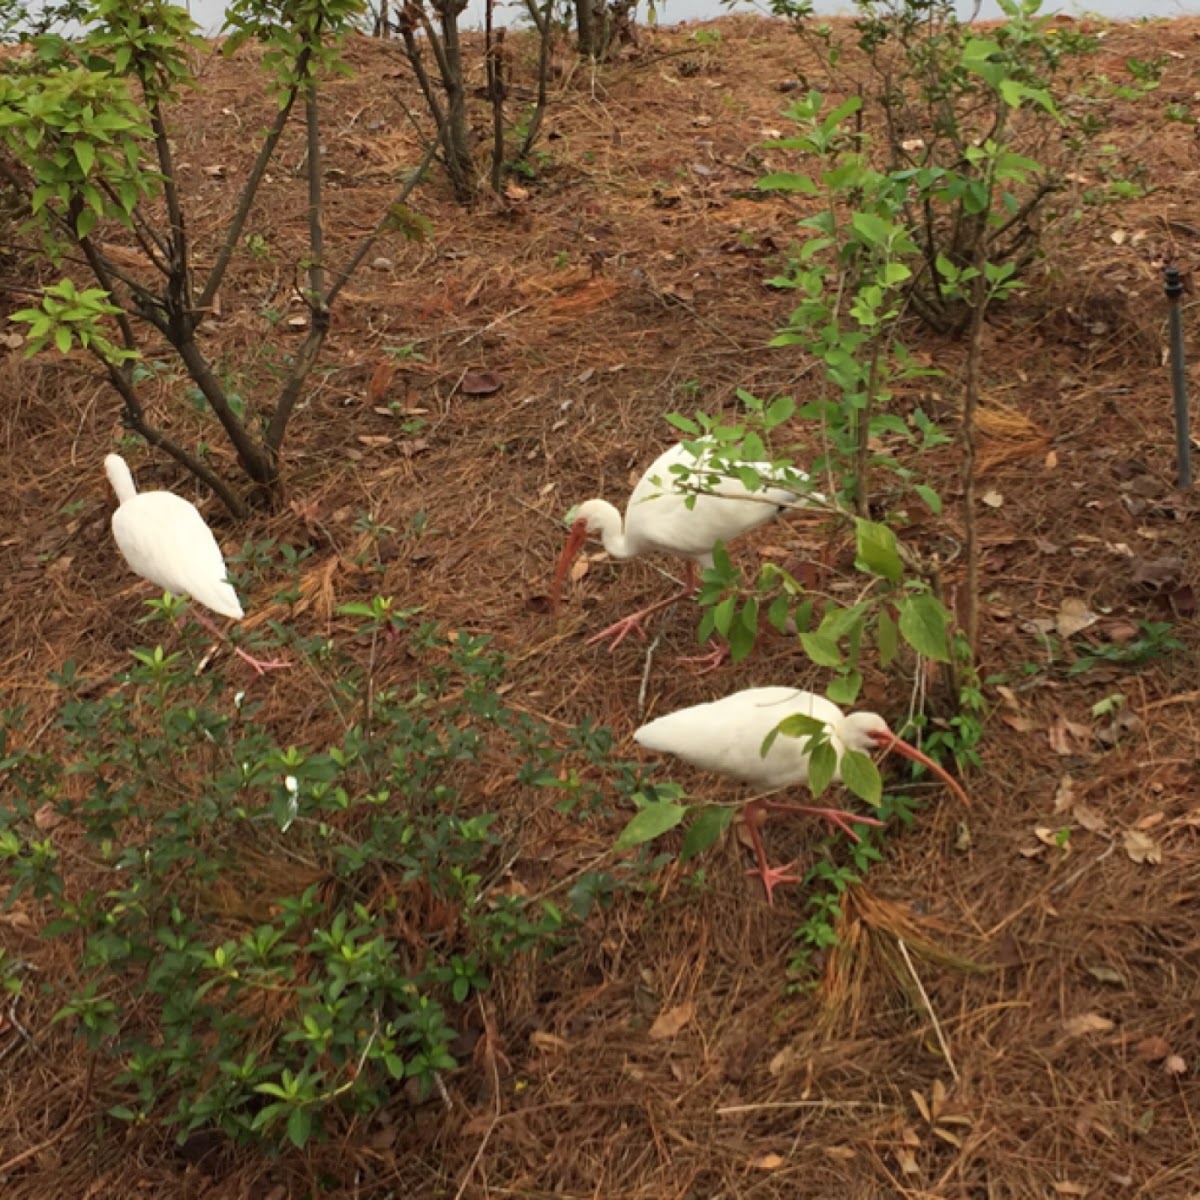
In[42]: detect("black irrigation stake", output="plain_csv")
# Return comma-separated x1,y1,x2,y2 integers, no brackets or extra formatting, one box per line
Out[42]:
1164,266,1191,490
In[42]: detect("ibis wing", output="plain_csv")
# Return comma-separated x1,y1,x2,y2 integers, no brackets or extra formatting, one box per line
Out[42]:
624,441,807,560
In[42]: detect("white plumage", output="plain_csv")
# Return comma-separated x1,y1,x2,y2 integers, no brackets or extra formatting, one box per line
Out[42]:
635,687,864,788
634,687,970,901
106,454,243,619
104,454,287,675
572,440,806,570
552,440,818,657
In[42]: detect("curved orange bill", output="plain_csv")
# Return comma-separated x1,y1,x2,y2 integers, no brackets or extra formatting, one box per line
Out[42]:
550,517,589,613
871,730,972,808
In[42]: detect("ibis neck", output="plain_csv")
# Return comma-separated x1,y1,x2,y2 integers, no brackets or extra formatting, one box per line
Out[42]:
591,501,636,559
105,455,138,504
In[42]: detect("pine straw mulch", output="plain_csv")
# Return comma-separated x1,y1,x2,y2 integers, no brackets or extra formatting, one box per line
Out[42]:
2,12,1200,1199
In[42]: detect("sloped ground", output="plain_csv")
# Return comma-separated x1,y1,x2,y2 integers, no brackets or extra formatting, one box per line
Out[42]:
1,13,1199,1197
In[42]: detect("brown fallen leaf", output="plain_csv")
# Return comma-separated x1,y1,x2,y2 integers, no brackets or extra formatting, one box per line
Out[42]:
751,1153,785,1171
529,1030,569,1054
368,360,396,403
1052,1182,1087,1197
1063,1012,1114,1038
569,558,589,582
768,1045,801,1077
460,370,504,396
1000,712,1035,733
895,1147,920,1175
34,802,64,831
1056,596,1099,638
1072,803,1107,834
1053,775,1076,814
1096,708,1141,746
1049,715,1093,756
1132,556,1184,590
1135,1036,1171,1062
648,1001,695,1040
1122,829,1162,865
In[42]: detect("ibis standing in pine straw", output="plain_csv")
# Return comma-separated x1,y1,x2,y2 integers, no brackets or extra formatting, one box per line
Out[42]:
551,439,818,670
104,454,289,676
634,687,971,902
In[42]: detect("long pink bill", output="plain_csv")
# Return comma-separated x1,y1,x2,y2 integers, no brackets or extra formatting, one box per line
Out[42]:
550,517,589,613
872,731,972,808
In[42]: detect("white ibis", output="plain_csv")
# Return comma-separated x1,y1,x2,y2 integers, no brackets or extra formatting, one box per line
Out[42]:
634,687,971,902
104,454,288,675
551,440,815,670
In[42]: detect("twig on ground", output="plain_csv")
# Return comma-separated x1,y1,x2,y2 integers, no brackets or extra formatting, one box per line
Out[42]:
897,935,959,1084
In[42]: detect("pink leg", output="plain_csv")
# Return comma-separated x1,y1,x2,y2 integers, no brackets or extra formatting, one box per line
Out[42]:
676,642,728,674
584,588,692,650
191,610,290,676
761,801,884,844
741,800,802,905
585,562,701,652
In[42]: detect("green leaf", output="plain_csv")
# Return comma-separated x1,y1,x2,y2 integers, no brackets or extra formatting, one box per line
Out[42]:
839,749,882,807
826,671,862,706
665,412,699,434
53,326,71,353
756,172,818,193
854,519,903,583
808,739,838,798
777,713,827,740
728,619,755,664
913,484,942,515
850,211,892,247
286,1105,312,1148
712,595,736,637
73,140,95,175
767,593,791,634
764,394,795,428
877,606,898,668
680,805,733,863
740,596,759,634
75,206,98,239
898,593,951,662
761,711,825,759
799,630,842,667
615,801,687,850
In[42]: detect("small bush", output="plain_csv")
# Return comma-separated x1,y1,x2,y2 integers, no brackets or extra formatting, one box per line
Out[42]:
0,598,641,1148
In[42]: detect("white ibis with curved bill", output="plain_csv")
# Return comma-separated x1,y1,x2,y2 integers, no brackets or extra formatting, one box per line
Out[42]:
551,440,816,670
104,454,288,676
634,687,971,902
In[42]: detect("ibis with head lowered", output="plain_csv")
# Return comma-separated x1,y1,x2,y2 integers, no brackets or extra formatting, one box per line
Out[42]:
634,686,970,902
551,439,817,670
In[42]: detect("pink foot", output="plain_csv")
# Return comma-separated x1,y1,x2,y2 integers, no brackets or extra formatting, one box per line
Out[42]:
585,610,654,650
677,642,728,675
741,800,803,904
231,646,291,676
748,858,803,905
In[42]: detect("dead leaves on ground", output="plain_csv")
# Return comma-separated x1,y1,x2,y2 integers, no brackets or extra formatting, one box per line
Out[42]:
648,1000,695,1040
890,1080,974,1178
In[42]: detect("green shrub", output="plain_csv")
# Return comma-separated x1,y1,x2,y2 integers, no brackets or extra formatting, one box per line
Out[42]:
0,599,640,1148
